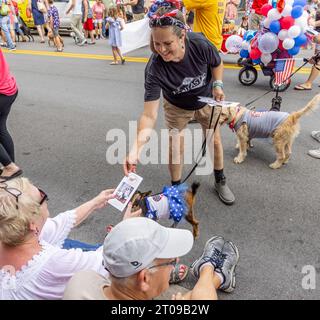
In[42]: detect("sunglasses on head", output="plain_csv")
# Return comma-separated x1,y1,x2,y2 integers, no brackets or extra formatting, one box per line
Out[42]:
0,182,48,209
149,10,186,29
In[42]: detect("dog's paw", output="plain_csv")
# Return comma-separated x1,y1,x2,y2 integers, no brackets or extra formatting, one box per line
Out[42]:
269,162,282,169
234,156,244,164
249,141,254,148
235,143,239,149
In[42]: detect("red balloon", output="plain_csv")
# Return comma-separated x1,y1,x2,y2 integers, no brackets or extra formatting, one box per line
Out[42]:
277,0,285,13
261,4,273,17
250,48,262,60
280,16,295,30
278,40,284,51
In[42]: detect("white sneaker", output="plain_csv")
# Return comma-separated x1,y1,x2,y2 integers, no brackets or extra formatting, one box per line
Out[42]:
311,131,320,143
78,39,87,46
308,148,320,159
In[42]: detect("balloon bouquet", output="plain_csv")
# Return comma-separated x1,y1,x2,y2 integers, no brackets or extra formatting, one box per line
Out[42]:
225,0,310,91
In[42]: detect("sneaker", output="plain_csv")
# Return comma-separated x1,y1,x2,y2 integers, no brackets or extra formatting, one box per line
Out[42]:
216,241,240,293
311,131,320,143
190,236,225,279
78,39,87,46
8,46,16,51
308,148,320,159
214,177,235,205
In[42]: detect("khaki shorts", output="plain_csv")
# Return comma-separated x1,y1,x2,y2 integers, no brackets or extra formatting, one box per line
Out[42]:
133,13,145,21
163,99,221,131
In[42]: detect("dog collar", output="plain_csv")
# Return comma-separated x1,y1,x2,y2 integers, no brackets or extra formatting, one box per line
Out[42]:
229,106,241,132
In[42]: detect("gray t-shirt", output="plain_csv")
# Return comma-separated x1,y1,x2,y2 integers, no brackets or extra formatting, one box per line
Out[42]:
234,110,289,139
63,270,111,300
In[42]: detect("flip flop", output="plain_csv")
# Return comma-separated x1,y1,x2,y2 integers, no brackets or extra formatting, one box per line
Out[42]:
169,263,189,284
0,169,23,181
294,84,312,91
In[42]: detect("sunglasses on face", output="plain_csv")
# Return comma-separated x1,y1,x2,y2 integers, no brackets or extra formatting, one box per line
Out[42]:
38,188,49,205
148,258,178,270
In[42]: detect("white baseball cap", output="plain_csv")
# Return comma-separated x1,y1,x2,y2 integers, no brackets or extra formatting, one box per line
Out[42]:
103,217,194,278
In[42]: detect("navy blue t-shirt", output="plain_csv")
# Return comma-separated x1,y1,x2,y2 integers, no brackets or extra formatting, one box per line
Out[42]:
144,32,221,110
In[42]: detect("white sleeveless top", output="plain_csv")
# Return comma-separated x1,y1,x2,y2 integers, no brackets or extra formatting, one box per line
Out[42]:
0,210,107,300
73,0,82,15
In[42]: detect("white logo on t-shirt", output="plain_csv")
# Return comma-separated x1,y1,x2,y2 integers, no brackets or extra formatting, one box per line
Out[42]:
173,73,206,95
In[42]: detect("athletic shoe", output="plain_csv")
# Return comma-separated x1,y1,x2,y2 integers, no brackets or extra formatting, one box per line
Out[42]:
190,236,225,279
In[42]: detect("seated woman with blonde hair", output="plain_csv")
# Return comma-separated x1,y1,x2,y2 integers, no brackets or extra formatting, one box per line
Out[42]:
0,177,141,300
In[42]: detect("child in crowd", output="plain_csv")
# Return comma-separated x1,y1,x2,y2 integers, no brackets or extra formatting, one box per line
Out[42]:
47,0,63,51
106,5,125,65
237,15,249,37
92,0,105,39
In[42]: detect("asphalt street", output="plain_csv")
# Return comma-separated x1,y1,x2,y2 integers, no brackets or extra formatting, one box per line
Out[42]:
3,36,320,300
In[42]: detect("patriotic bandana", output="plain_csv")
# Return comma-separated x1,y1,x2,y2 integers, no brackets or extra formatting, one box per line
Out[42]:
145,184,188,223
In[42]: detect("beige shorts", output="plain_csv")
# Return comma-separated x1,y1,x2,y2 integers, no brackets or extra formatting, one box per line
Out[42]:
163,99,221,131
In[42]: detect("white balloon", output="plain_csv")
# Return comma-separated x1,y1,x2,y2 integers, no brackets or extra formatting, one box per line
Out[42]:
281,5,292,17
267,8,282,21
268,0,272,4
258,32,279,53
241,40,250,50
288,25,302,38
286,0,294,5
261,53,272,65
283,37,295,50
295,16,308,28
225,35,243,53
263,18,271,28
278,29,288,40
302,10,309,19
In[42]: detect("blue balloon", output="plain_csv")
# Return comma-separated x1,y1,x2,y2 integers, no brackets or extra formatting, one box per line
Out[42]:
270,20,281,34
288,46,300,55
253,58,261,64
243,31,249,40
240,49,249,58
291,5,304,19
293,0,306,7
294,33,307,46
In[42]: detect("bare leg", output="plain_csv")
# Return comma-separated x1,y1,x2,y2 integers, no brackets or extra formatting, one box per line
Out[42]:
37,25,44,42
295,60,320,89
168,129,184,182
115,47,124,62
213,125,223,170
111,47,118,63
175,265,220,300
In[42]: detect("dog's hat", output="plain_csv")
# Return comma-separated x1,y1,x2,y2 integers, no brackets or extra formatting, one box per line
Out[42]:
103,217,193,278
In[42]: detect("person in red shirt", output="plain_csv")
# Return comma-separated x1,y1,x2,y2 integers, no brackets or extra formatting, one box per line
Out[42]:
250,0,268,30
0,48,22,180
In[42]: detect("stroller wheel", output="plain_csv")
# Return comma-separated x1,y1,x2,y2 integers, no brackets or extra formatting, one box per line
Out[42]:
270,75,291,92
238,67,258,86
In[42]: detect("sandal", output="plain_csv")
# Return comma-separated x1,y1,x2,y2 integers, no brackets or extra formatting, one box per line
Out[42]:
0,169,23,181
110,61,118,65
169,263,189,284
294,84,312,91
121,58,126,65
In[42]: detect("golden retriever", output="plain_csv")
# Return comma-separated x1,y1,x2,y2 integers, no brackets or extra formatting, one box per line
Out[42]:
219,94,320,169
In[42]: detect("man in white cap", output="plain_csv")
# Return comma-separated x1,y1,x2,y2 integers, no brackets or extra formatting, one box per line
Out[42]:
64,217,239,300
